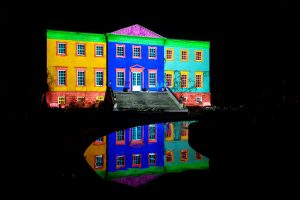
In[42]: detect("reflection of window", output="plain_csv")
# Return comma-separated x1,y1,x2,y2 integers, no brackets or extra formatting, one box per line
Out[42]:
116,156,125,168
132,154,141,167
180,150,188,162
166,151,173,162
116,130,125,145
149,153,156,165
166,123,173,138
95,155,103,168
196,152,202,160
148,124,157,142
132,126,142,141
95,137,104,145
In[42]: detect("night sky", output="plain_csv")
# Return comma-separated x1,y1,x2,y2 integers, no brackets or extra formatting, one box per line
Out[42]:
2,2,297,113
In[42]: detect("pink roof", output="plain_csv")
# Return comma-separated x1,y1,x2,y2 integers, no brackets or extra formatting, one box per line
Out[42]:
111,24,164,38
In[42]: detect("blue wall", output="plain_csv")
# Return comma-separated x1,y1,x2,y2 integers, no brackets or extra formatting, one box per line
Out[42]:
107,42,164,91
108,123,164,172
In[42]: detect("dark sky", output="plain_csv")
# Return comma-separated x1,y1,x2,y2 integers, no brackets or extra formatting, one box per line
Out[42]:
2,2,297,111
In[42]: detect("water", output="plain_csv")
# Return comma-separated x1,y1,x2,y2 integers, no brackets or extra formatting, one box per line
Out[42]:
84,121,209,188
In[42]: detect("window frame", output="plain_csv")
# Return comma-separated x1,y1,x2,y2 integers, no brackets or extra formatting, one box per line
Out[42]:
76,43,86,56
195,72,203,88
148,46,157,60
195,50,203,62
116,155,125,169
132,45,142,59
116,44,125,58
116,130,125,145
148,69,157,88
57,68,67,86
166,48,174,61
148,124,157,143
56,41,67,56
94,69,104,87
132,154,142,168
76,69,86,86
148,153,157,165
94,155,104,169
116,68,125,87
180,50,189,61
95,44,104,57
180,150,188,162
180,72,188,88
165,71,174,88
166,151,174,162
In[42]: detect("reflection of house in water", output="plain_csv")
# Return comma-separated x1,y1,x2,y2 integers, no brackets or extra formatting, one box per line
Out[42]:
107,124,165,187
84,136,107,178
164,121,209,172
84,121,209,187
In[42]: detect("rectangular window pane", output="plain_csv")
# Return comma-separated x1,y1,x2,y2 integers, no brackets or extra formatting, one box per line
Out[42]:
96,71,103,86
96,45,103,56
78,71,85,86
58,43,66,55
117,71,124,86
77,44,85,55
95,155,103,168
58,70,66,85
149,124,156,140
149,72,156,87
181,74,187,88
166,74,172,87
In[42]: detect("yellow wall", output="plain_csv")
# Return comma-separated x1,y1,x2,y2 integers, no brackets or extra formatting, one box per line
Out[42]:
47,39,107,92
84,136,107,171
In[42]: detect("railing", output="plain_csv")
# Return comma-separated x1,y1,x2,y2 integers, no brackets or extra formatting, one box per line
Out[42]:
164,87,184,109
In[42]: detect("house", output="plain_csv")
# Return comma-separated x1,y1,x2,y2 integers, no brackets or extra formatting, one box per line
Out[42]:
46,30,107,108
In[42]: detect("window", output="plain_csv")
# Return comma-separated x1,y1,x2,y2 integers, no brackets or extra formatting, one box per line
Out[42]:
95,45,104,57
96,96,104,103
148,124,157,142
149,153,156,165
182,96,188,103
195,50,203,61
116,130,125,145
196,152,202,160
77,96,85,103
116,69,125,87
58,70,66,86
195,72,203,88
166,48,174,60
57,42,66,55
149,70,157,87
165,71,174,87
166,151,173,162
97,137,103,142
180,150,188,162
132,126,142,141
95,71,103,86
76,44,85,56
181,73,188,88
181,123,188,140
196,97,202,103
166,123,173,139
116,44,125,58
132,45,141,58
180,50,188,61
116,156,125,168
148,47,157,59
132,154,141,167
95,155,103,168
77,71,85,86
58,96,65,105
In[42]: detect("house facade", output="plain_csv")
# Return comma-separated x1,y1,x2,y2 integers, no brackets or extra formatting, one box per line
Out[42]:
46,25,211,108
107,25,165,92
164,39,211,106
46,30,107,108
